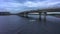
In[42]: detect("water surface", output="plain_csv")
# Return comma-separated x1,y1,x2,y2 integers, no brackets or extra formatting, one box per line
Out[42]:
0,15,60,34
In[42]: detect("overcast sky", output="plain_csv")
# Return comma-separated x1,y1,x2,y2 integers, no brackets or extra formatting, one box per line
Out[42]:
0,0,60,13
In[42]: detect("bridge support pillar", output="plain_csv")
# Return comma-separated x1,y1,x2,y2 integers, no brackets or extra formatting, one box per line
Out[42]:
39,12,42,20
44,12,47,21
24,12,28,18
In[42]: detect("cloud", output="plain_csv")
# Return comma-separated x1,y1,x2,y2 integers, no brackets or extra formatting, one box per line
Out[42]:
24,1,47,7
0,1,23,12
0,0,60,13
23,1,60,8
0,2,22,8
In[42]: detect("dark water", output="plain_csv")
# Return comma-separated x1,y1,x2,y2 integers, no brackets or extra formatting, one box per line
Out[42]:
0,15,60,34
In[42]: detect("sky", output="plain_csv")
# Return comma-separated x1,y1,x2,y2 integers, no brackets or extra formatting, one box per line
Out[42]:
0,0,60,13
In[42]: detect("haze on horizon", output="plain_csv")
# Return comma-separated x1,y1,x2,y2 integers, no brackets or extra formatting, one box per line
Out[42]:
0,0,60,13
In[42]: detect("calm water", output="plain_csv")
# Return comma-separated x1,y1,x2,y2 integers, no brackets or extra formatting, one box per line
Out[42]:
0,15,60,34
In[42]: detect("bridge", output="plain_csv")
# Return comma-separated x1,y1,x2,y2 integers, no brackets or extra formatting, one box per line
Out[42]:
18,8,60,20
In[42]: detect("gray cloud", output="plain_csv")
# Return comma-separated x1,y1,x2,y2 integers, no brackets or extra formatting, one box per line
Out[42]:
0,0,60,13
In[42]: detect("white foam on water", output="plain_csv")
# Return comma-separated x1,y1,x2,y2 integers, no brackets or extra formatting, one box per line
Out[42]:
29,20,36,22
